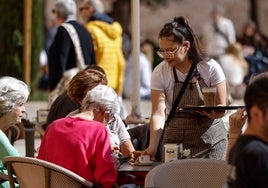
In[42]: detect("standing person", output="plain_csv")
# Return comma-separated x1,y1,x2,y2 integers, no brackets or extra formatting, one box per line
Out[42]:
37,85,118,188
79,0,125,96
202,4,236,61
123,34,152,100
48,0,96,91
227,75,268,187
0,76,30,188
123,52,152,100
144,16,228,161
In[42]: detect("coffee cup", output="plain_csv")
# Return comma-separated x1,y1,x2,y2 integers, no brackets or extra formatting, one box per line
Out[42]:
138,155,150,163
202,87,216,106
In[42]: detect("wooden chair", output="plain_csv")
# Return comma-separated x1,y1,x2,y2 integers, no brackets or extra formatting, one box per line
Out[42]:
0,172,9,184
3,156,95,188
144,158,231,188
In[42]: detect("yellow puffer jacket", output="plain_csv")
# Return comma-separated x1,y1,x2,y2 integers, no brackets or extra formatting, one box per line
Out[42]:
86,20,125,95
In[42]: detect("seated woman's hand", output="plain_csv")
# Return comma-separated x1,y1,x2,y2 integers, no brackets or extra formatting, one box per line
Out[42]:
111,145,120,154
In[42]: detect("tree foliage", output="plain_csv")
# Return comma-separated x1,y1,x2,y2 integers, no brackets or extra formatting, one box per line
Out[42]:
0,0,43,90
0,0,23,78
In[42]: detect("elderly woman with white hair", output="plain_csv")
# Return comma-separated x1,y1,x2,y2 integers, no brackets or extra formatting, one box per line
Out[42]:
37,85,119,188
0,76,30,187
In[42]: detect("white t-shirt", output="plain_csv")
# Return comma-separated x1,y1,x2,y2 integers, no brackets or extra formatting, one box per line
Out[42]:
106,113,131,146
123,53,152,98
203,17,236,57
151,58,226,114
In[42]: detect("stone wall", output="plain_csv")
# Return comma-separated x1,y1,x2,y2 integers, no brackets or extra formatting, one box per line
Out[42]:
139,0,252,43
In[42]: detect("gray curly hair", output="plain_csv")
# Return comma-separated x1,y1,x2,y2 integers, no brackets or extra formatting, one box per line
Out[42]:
81,85,120,115
0,76,30,117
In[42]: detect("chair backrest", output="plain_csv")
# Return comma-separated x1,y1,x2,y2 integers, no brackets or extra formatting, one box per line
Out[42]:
144,158,231,188
35,109,50,137
2,156,94,188
128,124,150,150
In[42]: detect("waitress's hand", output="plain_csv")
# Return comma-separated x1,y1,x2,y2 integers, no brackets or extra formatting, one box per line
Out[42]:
144,145,157,161
197,109,226,119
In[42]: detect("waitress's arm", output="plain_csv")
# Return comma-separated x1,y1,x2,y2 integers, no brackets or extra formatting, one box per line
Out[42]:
144,89,166,159
214,80,227,106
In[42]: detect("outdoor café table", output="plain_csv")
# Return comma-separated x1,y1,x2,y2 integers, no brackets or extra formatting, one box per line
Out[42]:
117,161,161,186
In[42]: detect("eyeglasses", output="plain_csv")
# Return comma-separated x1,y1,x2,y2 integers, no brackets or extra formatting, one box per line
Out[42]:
79,6,90,11
157,46,179,59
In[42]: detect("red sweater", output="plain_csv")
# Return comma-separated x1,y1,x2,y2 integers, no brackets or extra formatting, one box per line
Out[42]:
37,117,117,187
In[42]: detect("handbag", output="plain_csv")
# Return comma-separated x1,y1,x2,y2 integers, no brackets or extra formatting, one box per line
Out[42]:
48,23,86,108
155,62,197,161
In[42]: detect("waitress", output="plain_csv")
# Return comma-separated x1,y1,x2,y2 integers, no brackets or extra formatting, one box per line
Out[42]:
144,16,228,161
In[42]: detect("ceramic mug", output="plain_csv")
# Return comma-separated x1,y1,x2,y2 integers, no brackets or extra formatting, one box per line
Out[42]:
138,155,150,163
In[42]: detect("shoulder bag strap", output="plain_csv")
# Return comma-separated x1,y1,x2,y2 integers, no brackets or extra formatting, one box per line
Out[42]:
61,23,86,71
213,22,230,45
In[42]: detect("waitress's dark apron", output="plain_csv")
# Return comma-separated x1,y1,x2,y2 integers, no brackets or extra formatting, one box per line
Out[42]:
162,68,228,160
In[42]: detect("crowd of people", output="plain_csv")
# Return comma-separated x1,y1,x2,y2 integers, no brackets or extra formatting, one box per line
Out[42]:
202,4,268,100
2,0,268,187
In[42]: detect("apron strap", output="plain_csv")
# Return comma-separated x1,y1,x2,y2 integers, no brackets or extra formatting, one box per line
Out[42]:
173,67,179,83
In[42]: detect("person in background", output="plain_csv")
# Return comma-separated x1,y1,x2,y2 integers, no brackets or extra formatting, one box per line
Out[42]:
123,52,152,100
123,33,152,101
38,85,118,188
144,16,227,161
79,0,125,97
202,4,236,61
46,65,135,157
0,76,30,188
227,74,268,188
238,20,268,84
238,20,267,59
218,42,248,99
48,0,96,91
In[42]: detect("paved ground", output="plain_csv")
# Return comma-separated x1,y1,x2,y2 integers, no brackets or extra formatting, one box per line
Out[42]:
14,99,244,157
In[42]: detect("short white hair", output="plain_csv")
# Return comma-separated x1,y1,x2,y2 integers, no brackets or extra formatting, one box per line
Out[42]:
0,76,30,117
55,0,77,20
81,85,120,115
